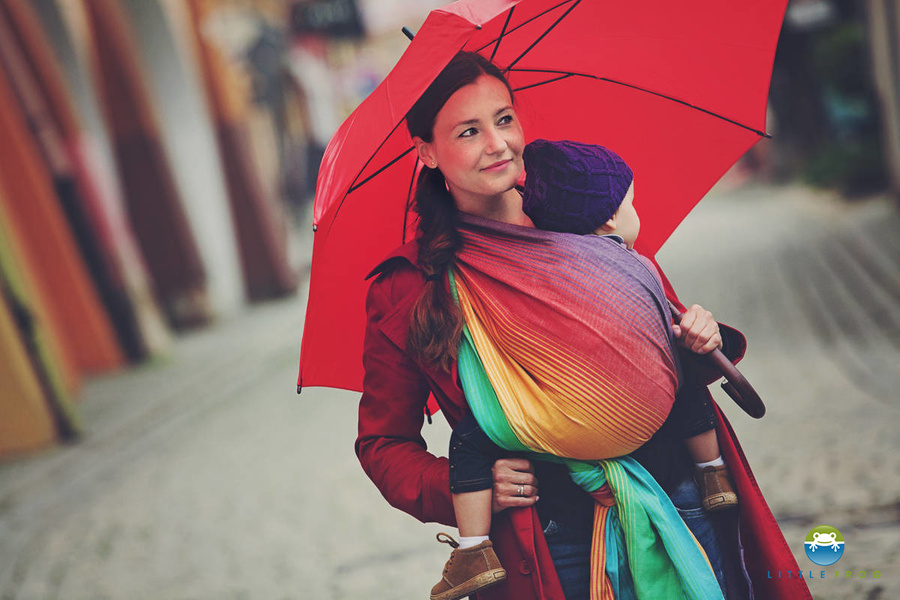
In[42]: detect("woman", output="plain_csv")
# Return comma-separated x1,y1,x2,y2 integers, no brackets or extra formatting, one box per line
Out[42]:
356,51,806,599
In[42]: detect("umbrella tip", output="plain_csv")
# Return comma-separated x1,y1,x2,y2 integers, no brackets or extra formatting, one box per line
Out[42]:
402,26,415,41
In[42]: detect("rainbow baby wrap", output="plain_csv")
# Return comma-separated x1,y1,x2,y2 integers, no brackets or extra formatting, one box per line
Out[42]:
451,214,722,599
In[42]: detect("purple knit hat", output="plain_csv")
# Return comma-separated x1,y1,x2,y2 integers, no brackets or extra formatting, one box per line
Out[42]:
522,139,634,235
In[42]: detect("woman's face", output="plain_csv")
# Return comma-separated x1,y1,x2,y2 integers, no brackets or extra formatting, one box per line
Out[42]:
414,75,525,212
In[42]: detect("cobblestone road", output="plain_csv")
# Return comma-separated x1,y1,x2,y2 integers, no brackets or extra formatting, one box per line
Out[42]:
0,183,898,599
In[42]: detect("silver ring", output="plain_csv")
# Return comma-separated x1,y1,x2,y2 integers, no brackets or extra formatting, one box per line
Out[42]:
517,484,525,497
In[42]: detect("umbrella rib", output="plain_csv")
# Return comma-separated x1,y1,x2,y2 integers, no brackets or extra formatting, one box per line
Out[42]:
325,139,414,239
513,73,573,92
508,68,770,137
505,0,581,71
474,0,577,55
348,145,416,194
490,7,515,62
346,116,409,195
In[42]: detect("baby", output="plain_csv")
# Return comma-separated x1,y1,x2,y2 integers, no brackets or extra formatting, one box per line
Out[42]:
521,139,738,512
430,140,737,600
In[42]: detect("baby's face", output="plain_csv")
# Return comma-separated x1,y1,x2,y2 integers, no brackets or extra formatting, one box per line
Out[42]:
594,182,640,248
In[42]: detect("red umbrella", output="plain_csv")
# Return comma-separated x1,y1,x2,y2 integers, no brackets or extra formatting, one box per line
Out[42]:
298,0,787,393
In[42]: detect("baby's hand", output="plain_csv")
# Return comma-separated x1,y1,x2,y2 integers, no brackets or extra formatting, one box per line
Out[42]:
672,304,722,355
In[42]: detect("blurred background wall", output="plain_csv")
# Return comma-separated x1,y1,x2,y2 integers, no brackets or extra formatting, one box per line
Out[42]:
1,0,898,459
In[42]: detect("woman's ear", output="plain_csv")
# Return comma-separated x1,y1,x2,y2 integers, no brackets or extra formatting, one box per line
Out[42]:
413,137,436,169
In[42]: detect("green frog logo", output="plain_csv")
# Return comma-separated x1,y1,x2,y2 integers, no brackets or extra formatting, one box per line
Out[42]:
805,525,844,566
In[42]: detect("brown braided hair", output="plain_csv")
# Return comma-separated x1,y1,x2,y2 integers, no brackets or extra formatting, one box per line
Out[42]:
405,52,515,371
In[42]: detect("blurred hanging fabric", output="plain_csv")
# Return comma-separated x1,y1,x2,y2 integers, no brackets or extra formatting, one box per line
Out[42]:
0,286,58,457
117,0,247,319
0,0,170,362
186,0,297,301
0,45,123,375
0,182,81,457
81,0,211,328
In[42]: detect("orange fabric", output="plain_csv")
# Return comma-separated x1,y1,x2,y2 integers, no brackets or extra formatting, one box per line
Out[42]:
0,294,55,457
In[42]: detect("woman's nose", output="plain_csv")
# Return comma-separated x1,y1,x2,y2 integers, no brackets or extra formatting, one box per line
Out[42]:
484,127,508,154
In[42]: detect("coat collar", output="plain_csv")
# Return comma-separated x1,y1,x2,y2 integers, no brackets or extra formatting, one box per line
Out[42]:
366,239,420,280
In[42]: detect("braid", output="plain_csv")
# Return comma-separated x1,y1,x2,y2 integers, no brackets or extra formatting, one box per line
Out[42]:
407,167,463,371
403,51,514,370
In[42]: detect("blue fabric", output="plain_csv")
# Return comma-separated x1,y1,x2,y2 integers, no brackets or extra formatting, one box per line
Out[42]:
670,477,728,596
542,511,593,600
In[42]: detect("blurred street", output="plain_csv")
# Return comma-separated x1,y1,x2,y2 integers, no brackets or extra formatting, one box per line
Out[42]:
1,181,899,600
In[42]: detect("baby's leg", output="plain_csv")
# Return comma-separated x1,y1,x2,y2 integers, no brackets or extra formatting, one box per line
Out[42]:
686,429,738,512
453,490,493,537
432,414,508,599
684,429,722,465
448,412,506,543
670,385,737,511
669,378,722,467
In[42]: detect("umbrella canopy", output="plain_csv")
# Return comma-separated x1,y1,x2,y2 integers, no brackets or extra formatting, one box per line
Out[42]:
298,0,787,392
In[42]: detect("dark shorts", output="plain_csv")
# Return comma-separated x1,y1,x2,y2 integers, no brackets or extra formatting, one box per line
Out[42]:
668,382,717,439
668,347,719,439
448,411,507,494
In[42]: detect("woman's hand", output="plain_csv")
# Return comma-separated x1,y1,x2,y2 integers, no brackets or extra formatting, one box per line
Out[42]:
491,458,539,513
672,304,723,355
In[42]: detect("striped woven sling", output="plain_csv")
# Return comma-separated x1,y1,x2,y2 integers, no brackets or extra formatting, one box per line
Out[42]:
450,213,723,599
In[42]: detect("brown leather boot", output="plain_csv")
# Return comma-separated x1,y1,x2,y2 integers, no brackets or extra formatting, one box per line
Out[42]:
694,464,739,512
430,533,506,600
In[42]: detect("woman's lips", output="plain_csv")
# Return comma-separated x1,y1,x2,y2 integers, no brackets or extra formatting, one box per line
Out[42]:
482,159,511,172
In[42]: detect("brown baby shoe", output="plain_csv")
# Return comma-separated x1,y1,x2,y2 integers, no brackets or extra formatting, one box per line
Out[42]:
430,533,506,600
694,464,739,512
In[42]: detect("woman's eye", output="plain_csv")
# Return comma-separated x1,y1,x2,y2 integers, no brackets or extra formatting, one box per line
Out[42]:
498,114,513,125
459,127,477,138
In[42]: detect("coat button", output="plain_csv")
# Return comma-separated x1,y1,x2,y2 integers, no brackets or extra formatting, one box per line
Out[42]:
519,559,532,575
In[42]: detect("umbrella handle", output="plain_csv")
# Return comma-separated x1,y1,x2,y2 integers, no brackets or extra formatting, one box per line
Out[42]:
668,302,766,419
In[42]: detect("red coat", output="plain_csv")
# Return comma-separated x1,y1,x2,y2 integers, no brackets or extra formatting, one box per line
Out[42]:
356,241,810,600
